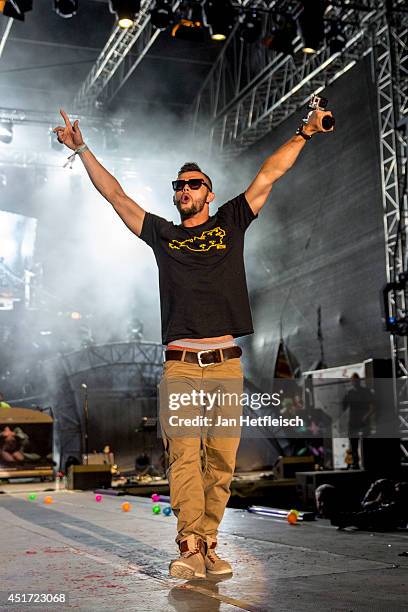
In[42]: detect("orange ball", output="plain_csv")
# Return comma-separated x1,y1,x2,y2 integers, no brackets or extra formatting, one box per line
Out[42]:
44,496,53,505
287,511,298,525
121,501,131,512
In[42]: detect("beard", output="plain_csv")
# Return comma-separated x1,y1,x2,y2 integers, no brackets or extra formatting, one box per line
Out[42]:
174,194,207,220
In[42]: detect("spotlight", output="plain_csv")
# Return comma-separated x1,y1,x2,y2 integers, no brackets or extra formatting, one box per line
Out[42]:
171,1,208,42
0,122,13,144
150,0,174,30
205,0,235,42
53,0,78,18
0,0,32,21
262,16,297,56
299,1,325,54
239,9,262,44
109,0,141,29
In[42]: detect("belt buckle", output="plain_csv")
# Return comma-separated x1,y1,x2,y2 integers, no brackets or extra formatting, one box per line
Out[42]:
197,349,215,368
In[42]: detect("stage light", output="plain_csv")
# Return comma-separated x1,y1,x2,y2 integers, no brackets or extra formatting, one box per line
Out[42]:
205,0,235,42
109,0,141,29
150,0,174,30
239,9,262,44
0,121,13,144
0,0,32,21
299,1,325,54
171,2,208,42
262,15,297,56
54,0,78,18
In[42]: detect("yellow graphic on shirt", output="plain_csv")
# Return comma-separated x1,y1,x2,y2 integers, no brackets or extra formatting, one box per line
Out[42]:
169,227,226,252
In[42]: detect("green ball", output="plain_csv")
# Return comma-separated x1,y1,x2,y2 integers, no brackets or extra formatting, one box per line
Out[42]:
28,494,37,501
152,504,161,514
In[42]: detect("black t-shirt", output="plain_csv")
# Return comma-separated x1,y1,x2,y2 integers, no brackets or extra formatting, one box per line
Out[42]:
140,192,257,344
343,386,373,430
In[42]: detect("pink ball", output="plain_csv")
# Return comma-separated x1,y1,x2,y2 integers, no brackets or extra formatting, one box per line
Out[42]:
95,494,102,502
151,493,160,502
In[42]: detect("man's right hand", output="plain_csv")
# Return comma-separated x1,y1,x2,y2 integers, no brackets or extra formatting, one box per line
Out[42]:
52,109,84,151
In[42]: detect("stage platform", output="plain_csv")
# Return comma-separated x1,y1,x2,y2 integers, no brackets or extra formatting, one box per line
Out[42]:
1,489,407,611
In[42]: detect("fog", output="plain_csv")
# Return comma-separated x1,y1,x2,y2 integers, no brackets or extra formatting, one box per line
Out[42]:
0,102,262,372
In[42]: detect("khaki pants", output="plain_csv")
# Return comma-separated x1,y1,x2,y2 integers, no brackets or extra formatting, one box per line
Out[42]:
159,357,243,544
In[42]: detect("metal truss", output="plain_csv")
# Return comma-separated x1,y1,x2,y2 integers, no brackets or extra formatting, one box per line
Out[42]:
60,341,164,390
42,341,164,470
192,1,379,160
0,147,164,176
0,106,125,171
0,106,124,129
0,14,13,60
73,1,180,112
193,1,408,454
375,0,408,456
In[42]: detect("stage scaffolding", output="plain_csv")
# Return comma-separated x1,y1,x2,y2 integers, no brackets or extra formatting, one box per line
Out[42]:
375,0,408,457
192,0,408,457
72,0,180,112
42,341,163,471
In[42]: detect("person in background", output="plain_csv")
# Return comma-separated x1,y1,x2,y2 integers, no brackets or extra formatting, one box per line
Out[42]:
315,479,408,530
342,373,375,469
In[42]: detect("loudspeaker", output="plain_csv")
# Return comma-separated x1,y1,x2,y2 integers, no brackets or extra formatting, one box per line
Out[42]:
67,464,112,490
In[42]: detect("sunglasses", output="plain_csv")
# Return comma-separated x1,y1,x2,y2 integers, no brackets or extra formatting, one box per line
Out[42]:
172,178,211,191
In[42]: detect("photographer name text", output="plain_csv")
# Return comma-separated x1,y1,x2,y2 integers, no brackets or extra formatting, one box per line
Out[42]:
167,415,304,427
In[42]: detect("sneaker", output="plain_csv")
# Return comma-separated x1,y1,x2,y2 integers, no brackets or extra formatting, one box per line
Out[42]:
204,538,233,575
169,535,206,579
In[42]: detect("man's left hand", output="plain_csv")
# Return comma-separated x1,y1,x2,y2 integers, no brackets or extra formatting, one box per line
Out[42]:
304,109,335,136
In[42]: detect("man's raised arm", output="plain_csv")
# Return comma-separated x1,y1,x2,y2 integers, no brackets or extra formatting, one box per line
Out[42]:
53,109,145,237
245,109,334,216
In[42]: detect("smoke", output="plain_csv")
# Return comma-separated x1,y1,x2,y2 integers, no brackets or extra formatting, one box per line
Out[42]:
0,93,261,380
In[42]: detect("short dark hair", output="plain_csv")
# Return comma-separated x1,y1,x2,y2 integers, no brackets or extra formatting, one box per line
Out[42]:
178,162,213,191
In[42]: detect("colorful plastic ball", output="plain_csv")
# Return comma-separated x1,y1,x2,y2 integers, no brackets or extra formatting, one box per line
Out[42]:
287,511,298,525
44,496,53,505
28,493,37,501
152,504,161,514
163,506,172,516
151,493,160,502
121,501,131,512
95,494,103,502
289,508,300,517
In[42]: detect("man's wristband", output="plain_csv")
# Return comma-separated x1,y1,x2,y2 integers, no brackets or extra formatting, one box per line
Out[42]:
75,143,88,154
295,126,312,141
64,143,88,168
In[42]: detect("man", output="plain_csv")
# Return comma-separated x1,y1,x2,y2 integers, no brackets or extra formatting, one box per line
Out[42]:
316,480,408,531
53,106,333,578
342,373,375,469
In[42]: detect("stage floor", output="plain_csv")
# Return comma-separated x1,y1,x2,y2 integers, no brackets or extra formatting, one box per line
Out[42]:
0,489,407,611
